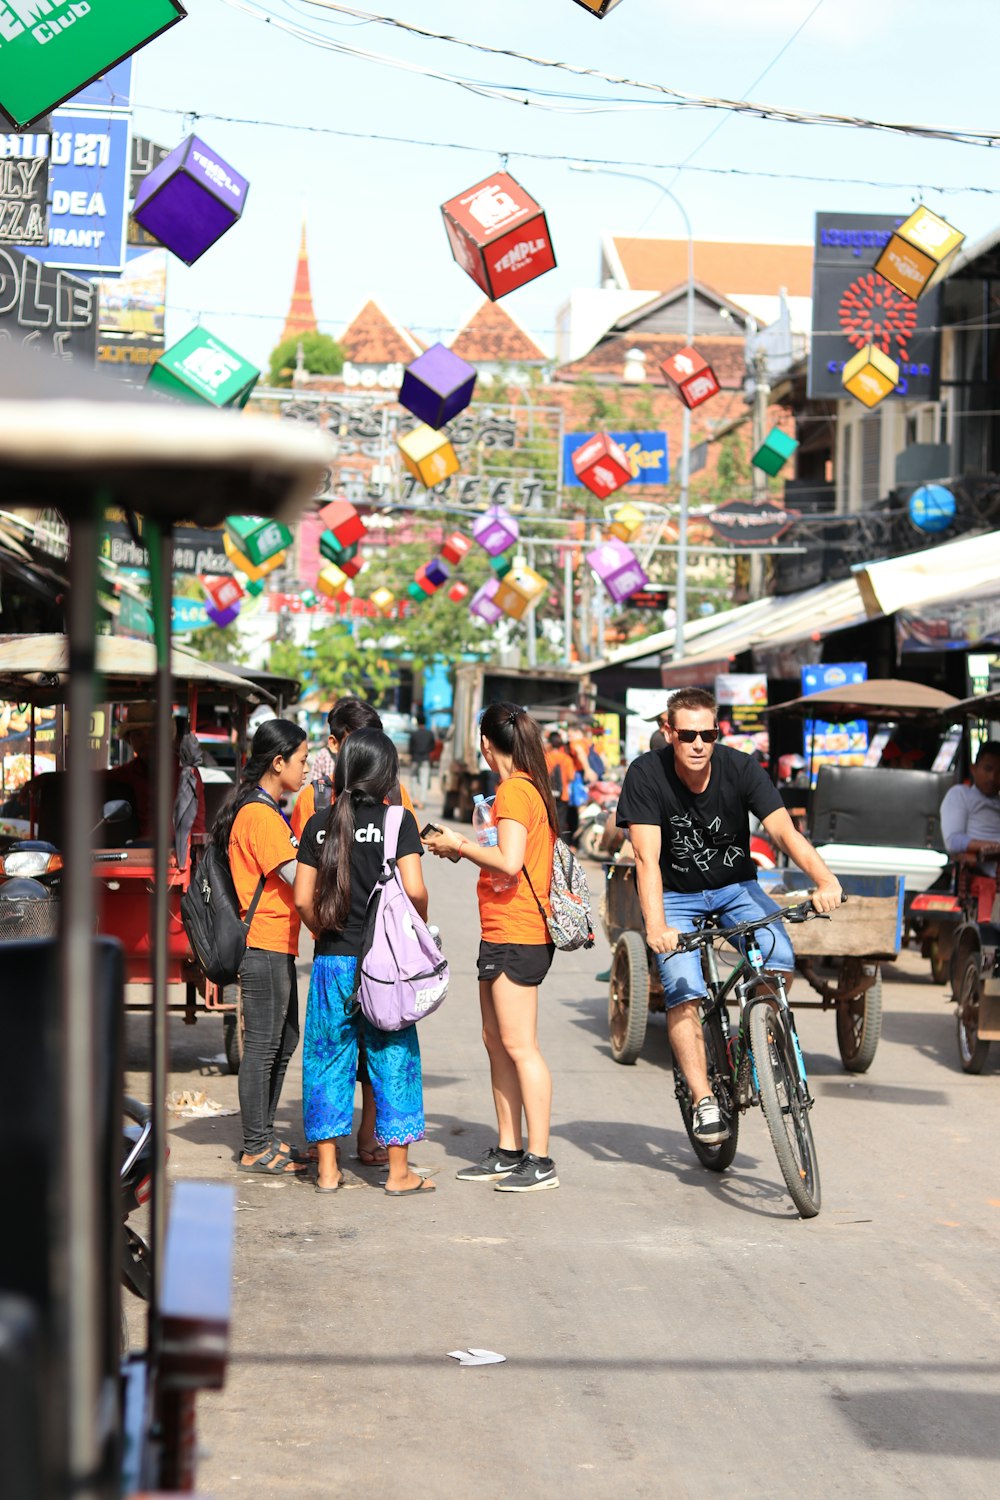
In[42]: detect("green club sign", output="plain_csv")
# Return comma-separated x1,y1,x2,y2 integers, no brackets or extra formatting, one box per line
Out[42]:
0,0,186,129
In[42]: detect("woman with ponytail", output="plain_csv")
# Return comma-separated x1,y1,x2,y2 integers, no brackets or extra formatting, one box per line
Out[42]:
214,719,309,1176
424,703,560,1192
294,730,433,1197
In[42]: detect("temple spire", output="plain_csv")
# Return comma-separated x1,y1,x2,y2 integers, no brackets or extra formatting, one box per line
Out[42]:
281,219,318,344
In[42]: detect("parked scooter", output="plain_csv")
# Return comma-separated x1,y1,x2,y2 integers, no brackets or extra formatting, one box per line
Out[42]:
0,801,134,944
575,780,620,859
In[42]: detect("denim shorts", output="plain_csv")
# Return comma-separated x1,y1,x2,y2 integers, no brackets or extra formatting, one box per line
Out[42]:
655,879,794,1009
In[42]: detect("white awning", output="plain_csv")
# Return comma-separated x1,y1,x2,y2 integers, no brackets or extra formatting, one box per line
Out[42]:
855,529,1000,618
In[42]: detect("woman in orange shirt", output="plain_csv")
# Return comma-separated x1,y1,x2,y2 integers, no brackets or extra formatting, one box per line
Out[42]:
424,702,560,1192
214,718,310,1176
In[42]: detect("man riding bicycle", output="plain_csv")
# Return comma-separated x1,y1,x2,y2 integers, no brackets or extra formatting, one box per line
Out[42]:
616,688,842,1145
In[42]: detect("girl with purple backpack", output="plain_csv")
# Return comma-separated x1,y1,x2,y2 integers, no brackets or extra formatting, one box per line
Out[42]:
294,730,435,1198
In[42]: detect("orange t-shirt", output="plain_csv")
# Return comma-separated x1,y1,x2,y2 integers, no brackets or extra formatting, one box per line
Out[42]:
229,800,301,955
290,778,415,840
544,747,576,803
477,772,555,945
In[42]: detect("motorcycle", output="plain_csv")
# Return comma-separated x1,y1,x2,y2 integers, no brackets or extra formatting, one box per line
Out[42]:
0,801,133,944
575,780,621,860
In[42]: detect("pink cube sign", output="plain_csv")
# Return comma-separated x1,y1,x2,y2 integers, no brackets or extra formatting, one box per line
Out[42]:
587,539,648,604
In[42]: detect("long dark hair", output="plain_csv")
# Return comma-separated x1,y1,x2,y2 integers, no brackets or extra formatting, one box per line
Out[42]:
212,717,306,852
480,702,559,835
315,729,399,933
328,697,382,740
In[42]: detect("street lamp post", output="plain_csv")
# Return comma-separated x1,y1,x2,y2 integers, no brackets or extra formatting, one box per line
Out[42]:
569,165,694,661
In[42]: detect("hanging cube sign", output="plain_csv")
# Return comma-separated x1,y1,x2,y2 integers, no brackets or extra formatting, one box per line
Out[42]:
224,515,292,568
339,555,364,580
300,589,318,610
441,531,472,567
424,556,451,590
407,581,427,603
489,553,512,579
874,206,965,300
397,424,460,489
0,0,186,130
494,564,547,621
399,343,477,430
205,600,240,629
441,171,556,301
317,563,349,598
609,502,644,543
841,343,900,408
447,581,470,604
223,531,285,582
202,574,243,614
587,540,649,605
751,427,799,476
472,506,519,556
570,0,625,13
572,433,632,500
660,347,720,409
148,327,259,408
319,530,359,567
469,577,504,625
370,587,395,612
132,134,248,266
317,499,365,549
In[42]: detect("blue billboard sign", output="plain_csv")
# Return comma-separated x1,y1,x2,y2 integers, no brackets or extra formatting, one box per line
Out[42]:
563,431,669,488
173,597,210,633
801,662,869,777
16,108,130,274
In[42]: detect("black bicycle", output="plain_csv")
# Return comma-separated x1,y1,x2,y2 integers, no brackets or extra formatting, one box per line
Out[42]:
669,899,835,1220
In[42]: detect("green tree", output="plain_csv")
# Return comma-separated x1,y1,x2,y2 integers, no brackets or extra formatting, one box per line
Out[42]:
267,331,345,387
269,629,397,703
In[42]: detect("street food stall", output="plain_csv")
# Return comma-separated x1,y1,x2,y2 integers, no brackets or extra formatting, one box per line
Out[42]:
0,341,329,1498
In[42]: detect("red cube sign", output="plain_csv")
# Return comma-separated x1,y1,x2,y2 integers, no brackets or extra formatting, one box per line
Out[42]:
660,347,720,409
441,172,556,301
318,499,365,548
571,432,633,500
203,574,243,613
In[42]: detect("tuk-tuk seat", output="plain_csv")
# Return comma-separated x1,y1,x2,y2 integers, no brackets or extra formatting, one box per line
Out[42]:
810,766,953,894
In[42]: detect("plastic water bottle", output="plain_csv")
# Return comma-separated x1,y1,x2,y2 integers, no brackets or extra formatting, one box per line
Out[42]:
472,795,517,892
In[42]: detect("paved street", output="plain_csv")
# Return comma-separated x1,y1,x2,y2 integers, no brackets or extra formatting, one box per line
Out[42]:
127,851,1000,1499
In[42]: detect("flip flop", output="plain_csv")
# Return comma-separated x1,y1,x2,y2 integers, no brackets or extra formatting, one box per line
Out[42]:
384,1177,436,1198
237,1145,307,1177
315,1173,345,1195
356,1144,389,1166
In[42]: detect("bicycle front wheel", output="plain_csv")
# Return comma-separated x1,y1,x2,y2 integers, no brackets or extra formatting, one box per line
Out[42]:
674,1007,739,1172
748,1001,821,1218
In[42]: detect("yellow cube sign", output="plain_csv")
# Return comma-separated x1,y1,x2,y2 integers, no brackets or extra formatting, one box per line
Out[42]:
494,565,547,620
370,587,395,612
397,425,460,489
874,206,965,300
609,503,644,543
842,344,900,408
318,563,349,598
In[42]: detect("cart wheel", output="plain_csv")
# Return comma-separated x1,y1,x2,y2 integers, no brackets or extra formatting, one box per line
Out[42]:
223,985,244,1076
609,931,650,1065
956,956,990,1074
836,963,883,1074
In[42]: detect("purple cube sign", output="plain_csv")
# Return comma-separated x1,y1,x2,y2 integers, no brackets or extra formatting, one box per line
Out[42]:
587,539,648,604
132,134,248,266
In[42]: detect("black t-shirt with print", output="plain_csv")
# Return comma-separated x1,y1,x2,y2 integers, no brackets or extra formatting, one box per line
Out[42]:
297,799,423,956
616,743,783,893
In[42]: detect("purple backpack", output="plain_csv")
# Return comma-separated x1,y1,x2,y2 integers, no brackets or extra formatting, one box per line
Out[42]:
352,806,449,1031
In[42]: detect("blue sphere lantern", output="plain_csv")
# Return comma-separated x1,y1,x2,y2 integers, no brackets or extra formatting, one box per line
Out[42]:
908,484,956,534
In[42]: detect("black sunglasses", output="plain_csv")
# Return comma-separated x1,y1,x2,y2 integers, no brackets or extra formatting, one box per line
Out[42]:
674,728,719,744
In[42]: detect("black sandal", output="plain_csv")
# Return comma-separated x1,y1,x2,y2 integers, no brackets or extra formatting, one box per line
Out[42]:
272,1138,310,1165
238,1146,307,1176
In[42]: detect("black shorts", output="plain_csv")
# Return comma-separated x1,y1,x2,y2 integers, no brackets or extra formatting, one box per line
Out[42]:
478,940,555,988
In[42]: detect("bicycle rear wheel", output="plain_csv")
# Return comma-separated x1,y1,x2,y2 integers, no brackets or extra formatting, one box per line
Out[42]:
748,1001,821,1218
674,1007,738,1172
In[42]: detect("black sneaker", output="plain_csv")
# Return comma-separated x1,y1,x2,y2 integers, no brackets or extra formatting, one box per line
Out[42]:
493,1153,559,1192
456,1146,523,1181
692,1096,729,1145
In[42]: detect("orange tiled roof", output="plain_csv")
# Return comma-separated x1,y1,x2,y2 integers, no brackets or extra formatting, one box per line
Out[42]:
340,299,422,364
555,332,747,387
450,301,549,364
609,237,813,298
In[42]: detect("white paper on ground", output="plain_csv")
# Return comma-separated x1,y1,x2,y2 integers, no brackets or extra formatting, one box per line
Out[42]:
448,1348,506,1366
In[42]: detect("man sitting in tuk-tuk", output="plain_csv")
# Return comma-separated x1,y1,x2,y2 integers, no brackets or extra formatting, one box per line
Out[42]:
940,740,1000,879
113,703,206,852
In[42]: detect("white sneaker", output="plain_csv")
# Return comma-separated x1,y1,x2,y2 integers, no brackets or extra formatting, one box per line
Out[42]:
692,1095,728,1144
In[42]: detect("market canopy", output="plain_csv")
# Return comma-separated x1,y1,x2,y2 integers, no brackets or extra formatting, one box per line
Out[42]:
855,530,1000,619
0,634,276,707
767,679,959,722
944,690,1000,723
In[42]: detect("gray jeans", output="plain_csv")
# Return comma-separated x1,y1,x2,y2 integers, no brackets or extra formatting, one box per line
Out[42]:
238,948,299,1155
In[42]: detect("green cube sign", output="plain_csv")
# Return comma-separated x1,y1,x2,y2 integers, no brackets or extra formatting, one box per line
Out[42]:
751,426,799,477
224,515,292,568
0,1,186,130
148,326,260,409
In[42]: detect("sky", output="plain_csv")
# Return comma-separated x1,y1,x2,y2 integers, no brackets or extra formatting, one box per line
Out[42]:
128,0,1000,367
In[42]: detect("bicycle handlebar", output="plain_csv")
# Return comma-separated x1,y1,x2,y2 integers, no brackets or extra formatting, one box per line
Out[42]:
672,894,846,954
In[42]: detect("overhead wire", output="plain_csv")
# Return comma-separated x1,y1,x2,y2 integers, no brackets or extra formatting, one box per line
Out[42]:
226,0,1000,149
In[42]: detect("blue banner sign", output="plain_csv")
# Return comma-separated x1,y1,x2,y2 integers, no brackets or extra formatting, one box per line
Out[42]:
801,662,868,777
173,597,210,633
13,108,130,273
563,431,669,488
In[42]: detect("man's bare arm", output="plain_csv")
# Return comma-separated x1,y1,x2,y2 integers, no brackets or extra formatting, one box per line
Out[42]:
761,807,843,914
629,823,679,952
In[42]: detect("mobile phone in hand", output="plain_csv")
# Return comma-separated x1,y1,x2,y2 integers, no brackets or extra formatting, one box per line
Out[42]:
420,822,443,838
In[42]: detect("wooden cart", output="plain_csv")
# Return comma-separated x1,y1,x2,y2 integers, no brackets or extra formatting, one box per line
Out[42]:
601,861,903,1073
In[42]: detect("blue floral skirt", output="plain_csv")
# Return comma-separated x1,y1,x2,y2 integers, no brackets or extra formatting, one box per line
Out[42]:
302,954,424,1147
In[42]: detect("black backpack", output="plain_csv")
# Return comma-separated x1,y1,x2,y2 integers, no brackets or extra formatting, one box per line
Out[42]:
180,843,265,986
